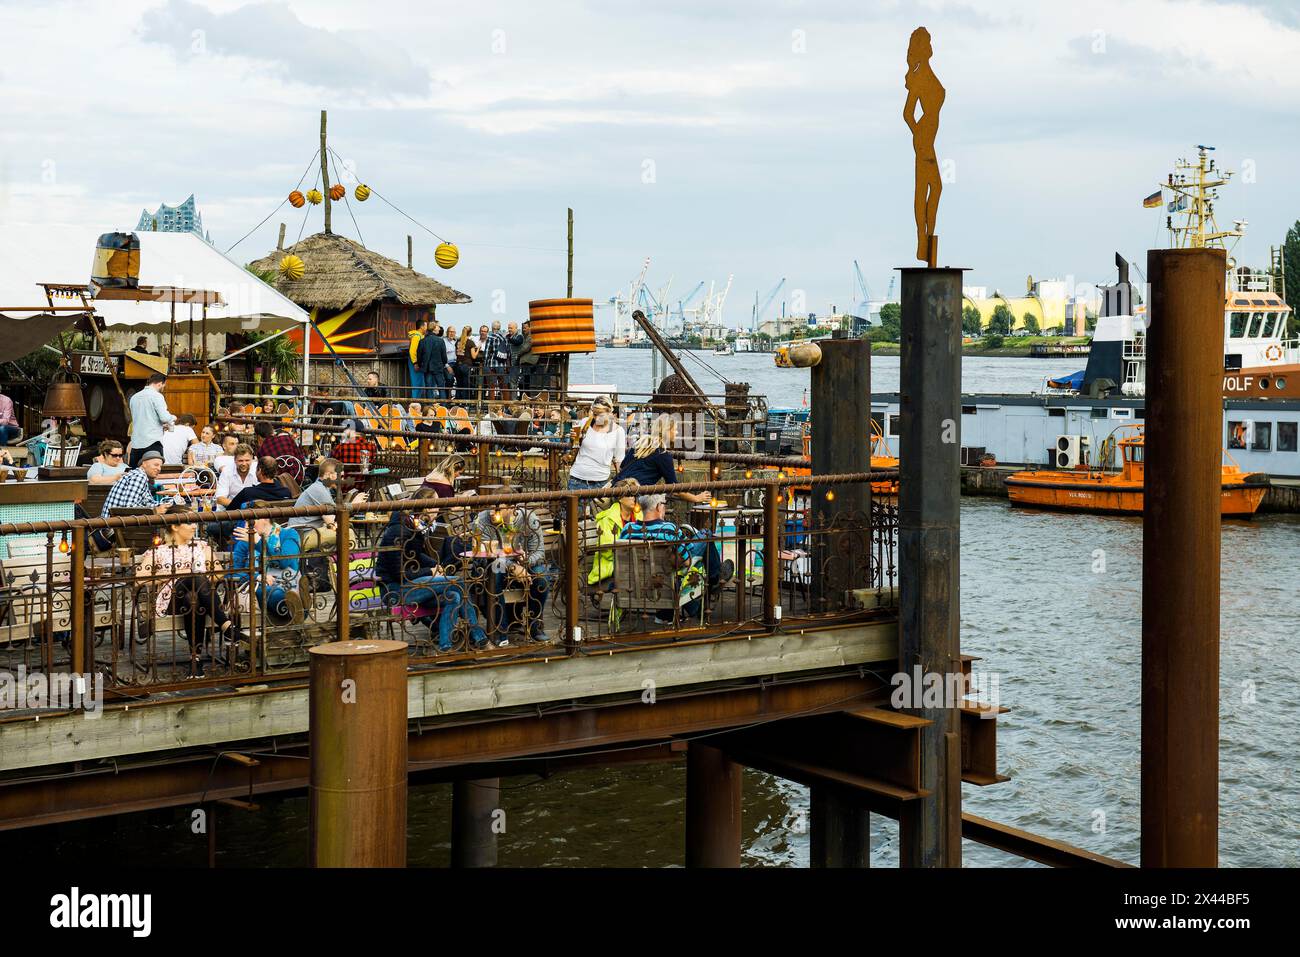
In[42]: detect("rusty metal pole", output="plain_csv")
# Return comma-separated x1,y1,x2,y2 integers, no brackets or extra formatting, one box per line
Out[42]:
335,506,351,641
810,335,871,609
810,786,871,868
70,525,86,678
308,638,408,867
1142,247,1224,867
451,778,500,867
685,742,742,867
763,481,781,626
897,266,964,868
564,495,580,651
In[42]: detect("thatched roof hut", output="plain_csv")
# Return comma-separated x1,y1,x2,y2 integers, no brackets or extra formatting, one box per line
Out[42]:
247,232,471,365
248,232,470,311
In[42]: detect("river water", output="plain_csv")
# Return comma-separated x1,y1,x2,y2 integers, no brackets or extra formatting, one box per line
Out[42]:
18,351,1298,866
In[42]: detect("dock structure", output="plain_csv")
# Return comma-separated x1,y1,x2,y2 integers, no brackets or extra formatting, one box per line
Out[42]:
7,311,1227,869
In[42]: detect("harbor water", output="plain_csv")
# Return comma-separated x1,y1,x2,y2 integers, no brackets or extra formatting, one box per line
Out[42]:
19,350,1299,866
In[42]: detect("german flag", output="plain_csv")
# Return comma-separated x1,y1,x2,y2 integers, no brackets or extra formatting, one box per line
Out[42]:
1142,190,1163,208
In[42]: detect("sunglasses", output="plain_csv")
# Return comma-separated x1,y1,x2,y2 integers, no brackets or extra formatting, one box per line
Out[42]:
108,451,124,458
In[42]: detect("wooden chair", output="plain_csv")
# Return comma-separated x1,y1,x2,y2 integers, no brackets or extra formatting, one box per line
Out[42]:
608,539,705,628
0,540,72,645
109,507,162,554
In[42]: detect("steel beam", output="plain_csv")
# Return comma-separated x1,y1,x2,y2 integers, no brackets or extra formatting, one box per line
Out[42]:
451,778,500,868
1141,248,1224,867
685,743,742,867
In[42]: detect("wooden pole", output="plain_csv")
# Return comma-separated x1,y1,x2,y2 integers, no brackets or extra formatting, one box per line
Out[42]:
1141,247,1224,867
320,109,331,235
566,208,574,298
407,235,413,269
277,223,286,251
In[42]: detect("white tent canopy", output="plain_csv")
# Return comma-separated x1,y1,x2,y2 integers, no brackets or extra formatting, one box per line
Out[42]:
0,227,309,333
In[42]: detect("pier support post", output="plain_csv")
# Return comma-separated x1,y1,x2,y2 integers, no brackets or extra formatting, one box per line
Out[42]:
897,267,964,868
451,778,501,868
809,786,871,867
685,743,743,867
308,639,408,868
1141,248,1224,867
810,335,871,610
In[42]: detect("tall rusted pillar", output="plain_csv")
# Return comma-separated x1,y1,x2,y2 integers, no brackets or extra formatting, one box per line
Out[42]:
685,743,743,867
897,266,964,868
1141,248,1224,867
809,786,871,867
309,639,408,867
451,778,501,867
810,335,871,609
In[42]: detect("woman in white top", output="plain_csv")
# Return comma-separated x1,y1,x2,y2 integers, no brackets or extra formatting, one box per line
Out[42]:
567,396,627,491
87,439,127,485
188,425,222,467
136,521,242,675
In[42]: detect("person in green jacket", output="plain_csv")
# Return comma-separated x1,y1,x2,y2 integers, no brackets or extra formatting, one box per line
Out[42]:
587,479,641,587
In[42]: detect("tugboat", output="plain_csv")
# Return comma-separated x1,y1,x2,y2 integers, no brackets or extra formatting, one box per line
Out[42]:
1004,425,1268,517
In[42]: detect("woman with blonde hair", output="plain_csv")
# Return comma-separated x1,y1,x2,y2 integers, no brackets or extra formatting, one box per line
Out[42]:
568,396,625,493
614,413,710,504
421,452,465,498
137,521,243,676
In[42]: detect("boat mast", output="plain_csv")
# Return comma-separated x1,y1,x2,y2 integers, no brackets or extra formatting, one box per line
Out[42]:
1164,145,1242,254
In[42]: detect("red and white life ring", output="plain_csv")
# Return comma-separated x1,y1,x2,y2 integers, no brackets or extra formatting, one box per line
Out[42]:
1265,344,1283,362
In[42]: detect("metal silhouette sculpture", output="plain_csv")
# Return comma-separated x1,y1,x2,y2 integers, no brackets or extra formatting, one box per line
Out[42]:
904,26,944,266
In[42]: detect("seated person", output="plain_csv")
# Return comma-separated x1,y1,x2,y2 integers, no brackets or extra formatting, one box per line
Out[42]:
87,439,127,485
95,450,171,551
211,432,240,476
137,520,243,676
471,500,552,644
161,413,198,465
588,480,641,589
376,508,486,651
619,491,734,620
208,455,288,543
230,517,304,624
288,457,366,553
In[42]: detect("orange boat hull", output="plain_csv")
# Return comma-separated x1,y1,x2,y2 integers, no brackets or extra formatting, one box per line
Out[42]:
1005,471,1266,517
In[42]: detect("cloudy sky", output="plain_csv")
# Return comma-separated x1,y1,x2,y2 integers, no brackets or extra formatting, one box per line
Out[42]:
2,0,1298,328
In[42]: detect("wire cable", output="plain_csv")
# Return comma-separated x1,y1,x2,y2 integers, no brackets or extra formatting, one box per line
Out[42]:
328,151,365,247
224,151,320,255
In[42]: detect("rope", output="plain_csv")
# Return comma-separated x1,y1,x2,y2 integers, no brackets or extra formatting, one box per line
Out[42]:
328,151,365,247
295,166,321,244
223,151,320,255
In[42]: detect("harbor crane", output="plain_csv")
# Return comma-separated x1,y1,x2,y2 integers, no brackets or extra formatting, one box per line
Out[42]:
752,277,786,331
853,260,872,317
673,280,706,323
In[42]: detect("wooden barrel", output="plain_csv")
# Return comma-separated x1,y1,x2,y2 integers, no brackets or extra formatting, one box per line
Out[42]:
527,298,596,354
91,232,140,289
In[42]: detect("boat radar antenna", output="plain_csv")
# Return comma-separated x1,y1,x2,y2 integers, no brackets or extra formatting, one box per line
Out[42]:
1163,145,1244,258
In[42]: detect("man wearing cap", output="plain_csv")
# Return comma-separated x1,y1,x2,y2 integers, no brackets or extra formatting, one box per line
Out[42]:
127,372,175,467
95,450,171,550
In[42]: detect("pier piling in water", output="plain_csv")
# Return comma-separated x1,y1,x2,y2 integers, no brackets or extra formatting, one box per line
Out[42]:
308,639,408,868
451,779,501,867
1141,248,1224,867
810,787,871,868
685,743,743,867
897,266,964,868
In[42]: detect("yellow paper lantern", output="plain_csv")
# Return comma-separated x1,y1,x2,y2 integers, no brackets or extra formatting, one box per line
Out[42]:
288,190,305,208
354,184,371,201
305,188,323,206
434,242,459,269
279,254,305,281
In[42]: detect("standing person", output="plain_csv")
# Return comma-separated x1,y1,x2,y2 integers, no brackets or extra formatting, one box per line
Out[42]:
87,439,127,485
127,373,175,467
517,320,539,395
0,390,20,445
136,521,243,675
161,413,197,465
505,321,523,398
485,320,508,401
568,397,626,495
418,319,451,401
408,317,428,401
453,327,474,400
614,413,711,504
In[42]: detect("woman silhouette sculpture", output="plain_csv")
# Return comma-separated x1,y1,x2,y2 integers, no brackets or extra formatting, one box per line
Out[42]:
904,27,944,263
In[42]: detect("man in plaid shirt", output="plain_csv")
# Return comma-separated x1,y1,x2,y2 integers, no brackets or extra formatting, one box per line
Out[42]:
484,320,508,400
329,423,380,474
254,421,306,481
95,449,170,550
